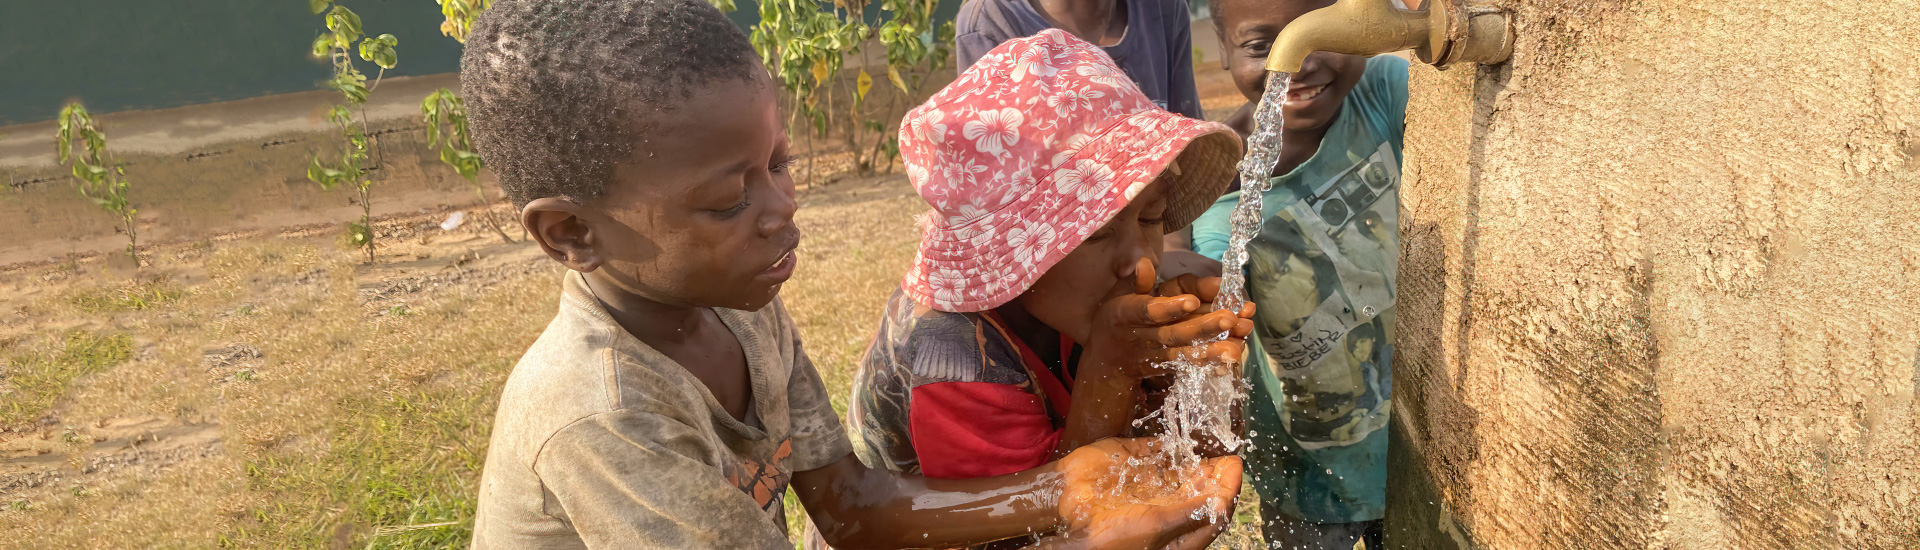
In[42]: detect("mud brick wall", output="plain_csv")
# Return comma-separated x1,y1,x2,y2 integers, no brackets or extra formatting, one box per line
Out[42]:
1388,1,1920,548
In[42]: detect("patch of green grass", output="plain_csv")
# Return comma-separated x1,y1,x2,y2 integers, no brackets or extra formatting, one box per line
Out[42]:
68,280,185,313
216,267,542,550
233,388,490,549
0,331,133,428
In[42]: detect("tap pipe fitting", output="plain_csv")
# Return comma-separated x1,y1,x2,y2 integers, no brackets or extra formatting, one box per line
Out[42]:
1265,0,1513,74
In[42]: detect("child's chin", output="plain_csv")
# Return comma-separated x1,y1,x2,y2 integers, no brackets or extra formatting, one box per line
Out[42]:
730,284,784,311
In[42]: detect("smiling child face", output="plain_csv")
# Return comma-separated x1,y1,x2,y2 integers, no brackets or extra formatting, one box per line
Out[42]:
584,76,802,312
1213,0,1368,133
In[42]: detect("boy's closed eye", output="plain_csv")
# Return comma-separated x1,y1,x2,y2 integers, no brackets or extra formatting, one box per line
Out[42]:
707,154,797,217
706,183,752,217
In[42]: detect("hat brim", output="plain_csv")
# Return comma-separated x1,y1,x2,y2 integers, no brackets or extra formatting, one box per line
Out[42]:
903,112,1243,312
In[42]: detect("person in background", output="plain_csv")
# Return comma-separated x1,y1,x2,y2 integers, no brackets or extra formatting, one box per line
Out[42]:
955,0,1204,120
1176,0,1412,546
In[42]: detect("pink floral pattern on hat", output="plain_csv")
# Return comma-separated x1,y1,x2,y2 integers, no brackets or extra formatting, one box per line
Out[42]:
899,29,1243,313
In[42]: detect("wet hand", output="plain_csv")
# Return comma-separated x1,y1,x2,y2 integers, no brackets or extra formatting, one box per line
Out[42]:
1054,438,1243,550
1086,259,1255,380
1151,270,1256,378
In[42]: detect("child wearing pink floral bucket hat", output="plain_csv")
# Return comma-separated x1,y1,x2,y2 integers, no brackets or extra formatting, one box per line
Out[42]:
839,29,1257,548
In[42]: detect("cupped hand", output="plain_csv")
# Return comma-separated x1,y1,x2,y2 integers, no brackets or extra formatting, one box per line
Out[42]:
1054,438,1243,550
1150,267,1256,378
1087,259,1255,380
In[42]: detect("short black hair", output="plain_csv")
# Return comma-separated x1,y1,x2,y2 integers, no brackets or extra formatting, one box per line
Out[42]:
461,0,763,208
1345,320,1381,355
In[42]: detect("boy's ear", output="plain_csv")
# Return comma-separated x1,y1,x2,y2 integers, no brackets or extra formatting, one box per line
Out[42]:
522,197,604,273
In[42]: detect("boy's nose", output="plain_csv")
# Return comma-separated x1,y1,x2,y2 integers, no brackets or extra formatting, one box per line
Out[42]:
758,180,798,236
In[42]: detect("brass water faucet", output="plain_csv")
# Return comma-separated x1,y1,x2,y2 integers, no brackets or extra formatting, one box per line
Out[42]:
1265,0,1513,73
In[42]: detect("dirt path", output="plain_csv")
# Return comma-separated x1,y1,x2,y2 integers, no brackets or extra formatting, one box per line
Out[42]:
1,416,223,501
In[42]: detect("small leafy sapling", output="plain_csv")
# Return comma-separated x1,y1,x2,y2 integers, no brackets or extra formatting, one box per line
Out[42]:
749,0,860,184
873,0,954,167
54,103,140,266
422,88,513,242
422,0,514,242
435,0,493,42
307,0,397,263
745,0,952,183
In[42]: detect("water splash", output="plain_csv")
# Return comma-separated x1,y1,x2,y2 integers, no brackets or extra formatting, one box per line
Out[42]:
1085,73,1293,526
1124,73,1294,521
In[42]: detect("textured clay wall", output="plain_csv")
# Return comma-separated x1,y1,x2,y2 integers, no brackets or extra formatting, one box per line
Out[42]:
1389,0,1920,548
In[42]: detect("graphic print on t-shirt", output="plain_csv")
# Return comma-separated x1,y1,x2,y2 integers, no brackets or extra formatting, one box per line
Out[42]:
1247,141,1399,451
724,438,794,512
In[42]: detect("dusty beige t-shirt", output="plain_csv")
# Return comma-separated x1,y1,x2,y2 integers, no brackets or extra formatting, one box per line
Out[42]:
472,271,853,549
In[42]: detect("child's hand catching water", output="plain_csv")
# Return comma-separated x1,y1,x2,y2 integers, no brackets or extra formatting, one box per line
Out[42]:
1049,437,1244,550
1085,258,1255,380
1051,258,1256,457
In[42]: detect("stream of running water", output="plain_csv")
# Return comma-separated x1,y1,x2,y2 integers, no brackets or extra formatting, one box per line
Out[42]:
1130,73,1292,520
1215,71,1293,316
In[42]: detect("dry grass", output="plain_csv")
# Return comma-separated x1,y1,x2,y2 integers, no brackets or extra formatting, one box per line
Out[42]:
0,173,1266,549
1,331,134,428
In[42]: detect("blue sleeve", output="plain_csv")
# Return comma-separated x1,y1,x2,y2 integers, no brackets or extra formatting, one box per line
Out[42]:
1165,0,1203,119
1189,191,1240,260
956,32,1000,72
1358,56,1409,157
953,1,1006,72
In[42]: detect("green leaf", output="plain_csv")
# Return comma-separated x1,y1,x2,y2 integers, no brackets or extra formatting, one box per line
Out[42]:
326,6,363,43
440,148,483,180
707,0,736,12
307,157,350,190
55,113,74,164
327,105,354,126
345,221,372,247
330,71,369,104
359,34,398,69
74,162,108,183
312,33,336,58
309,0,331,15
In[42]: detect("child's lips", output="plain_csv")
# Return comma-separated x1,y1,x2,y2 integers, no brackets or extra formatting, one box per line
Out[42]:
759,248,798,282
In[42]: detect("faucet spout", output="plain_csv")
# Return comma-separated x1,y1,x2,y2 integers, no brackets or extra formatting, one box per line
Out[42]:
1267,0,1435,73
1265,0,1512,74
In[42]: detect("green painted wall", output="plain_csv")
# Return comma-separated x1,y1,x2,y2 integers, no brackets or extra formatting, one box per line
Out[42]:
1,1,464,126
1,0,964,126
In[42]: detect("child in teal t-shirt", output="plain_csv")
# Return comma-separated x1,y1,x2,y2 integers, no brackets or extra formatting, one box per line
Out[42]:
1185,0,1409,546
